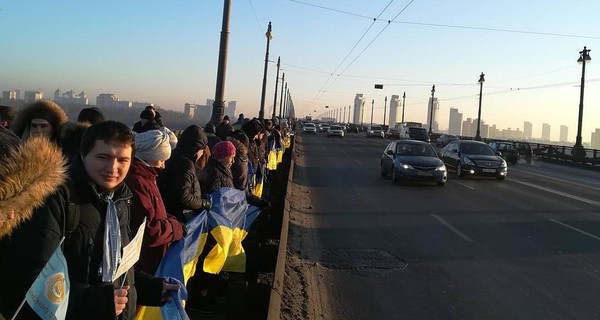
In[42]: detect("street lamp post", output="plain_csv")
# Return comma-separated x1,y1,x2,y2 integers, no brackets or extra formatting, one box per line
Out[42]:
401,92,406,123
343,107,346,124
428,85,435,136
210,0,231,125
278,73,285,118
383,96,387,126
370,99,374,126
258,22,273,120
272,56,280,119
573,46,591,158
475,72,485,141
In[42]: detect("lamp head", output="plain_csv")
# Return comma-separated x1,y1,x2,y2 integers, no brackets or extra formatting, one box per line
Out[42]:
478,72,485,83
578,47,591,64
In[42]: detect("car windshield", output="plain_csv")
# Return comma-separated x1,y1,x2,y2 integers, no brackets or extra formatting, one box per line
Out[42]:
330,125,341,130
501,144,517,151
409,127,427,135
372,126,382,131
396,144,436,157
461,143,495,155
304,123,315,127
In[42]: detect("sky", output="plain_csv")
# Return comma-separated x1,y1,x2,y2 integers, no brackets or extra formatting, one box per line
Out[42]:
2,0,600,143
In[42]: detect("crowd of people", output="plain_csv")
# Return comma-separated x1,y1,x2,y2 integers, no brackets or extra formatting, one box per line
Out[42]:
0,100,293,320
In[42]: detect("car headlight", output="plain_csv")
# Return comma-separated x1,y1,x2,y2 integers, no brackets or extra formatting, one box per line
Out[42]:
500,160,507,168
399,163,413,169
463,157,475,166
436,164,446,171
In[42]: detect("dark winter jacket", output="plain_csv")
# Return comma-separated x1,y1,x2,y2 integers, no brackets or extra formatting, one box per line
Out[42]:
215,122,232,141
206,132,221,151
229,139,248,191
198,157,234,194
158,125,210,222
0,159,163,320
125,158,184,275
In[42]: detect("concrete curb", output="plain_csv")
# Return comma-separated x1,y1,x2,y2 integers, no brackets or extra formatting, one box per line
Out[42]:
266,132,296,320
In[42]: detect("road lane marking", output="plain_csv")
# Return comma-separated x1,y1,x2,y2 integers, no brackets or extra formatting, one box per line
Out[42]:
550,219,600,241
452,181,476,190
512,180,600,207
355,159,363,165
510,168,600,192
430,214,473,242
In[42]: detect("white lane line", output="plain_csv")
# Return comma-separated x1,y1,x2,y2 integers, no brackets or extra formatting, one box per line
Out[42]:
355,159,363,165
430,214,473,242
512,180,600,207
511,168,600,192
452,180,476,190
550,219,600,241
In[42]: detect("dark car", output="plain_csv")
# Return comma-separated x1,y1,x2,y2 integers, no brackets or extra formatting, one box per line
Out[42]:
440,140,507,180
488,141,520,165
385,128,400,139
407,127,430,142
511,141,533,163
347,123,359,133
380,140,447,186
436,134,459,148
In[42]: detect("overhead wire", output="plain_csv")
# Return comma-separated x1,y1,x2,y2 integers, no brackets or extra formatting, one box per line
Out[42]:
312,0,396,102
247,0,264,33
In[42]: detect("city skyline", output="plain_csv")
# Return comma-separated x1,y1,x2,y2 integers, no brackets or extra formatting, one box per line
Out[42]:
2,1,599,143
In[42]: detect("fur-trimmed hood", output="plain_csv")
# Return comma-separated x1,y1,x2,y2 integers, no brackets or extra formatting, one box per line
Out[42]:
0,135,67,238
11,100,68,141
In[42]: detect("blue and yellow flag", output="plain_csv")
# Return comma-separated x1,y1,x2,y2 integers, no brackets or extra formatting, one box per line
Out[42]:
25,240,70,320
204,188,260,274
136,211,208,320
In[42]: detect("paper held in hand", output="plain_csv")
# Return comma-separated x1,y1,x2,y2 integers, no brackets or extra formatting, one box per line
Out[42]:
113,217,146,282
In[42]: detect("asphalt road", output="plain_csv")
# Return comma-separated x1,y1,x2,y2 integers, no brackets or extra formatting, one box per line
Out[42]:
289,132,600,320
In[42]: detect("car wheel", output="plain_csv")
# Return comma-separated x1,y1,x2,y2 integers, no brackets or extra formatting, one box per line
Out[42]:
392,167,400,183
437,181,446,186
456,162,463,178
380,162,387,178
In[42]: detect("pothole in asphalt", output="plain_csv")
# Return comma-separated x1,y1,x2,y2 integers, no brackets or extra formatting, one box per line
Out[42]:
318,248,408,271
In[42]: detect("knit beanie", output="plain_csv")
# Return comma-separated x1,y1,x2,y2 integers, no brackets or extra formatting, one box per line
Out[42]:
231,130,249,149
77,107,105,125
212,141,236,160
135,129,171,162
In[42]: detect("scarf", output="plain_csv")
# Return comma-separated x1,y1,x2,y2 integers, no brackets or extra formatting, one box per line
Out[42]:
101,191,121,282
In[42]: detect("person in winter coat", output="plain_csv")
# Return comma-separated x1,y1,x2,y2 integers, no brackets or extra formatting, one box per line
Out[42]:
204,122,221,151
11,100,68,143
157,125,211,222
198,141,235,194
228,131,249,192
0,127,66,320
0,105,16,129
60,121,92,168
215,115,232,141
125,130,184,275
77,107,105,125
0,121,178,320
241,118,265,172
132,109,160,133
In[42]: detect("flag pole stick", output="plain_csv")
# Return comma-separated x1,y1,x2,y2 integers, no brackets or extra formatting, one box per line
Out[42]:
12,237,66,320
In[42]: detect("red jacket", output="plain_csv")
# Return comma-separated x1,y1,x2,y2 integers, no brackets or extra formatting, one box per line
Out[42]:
126,157,184,274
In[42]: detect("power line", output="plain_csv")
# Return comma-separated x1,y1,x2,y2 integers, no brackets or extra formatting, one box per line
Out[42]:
247,0,264,33
287,0,600,40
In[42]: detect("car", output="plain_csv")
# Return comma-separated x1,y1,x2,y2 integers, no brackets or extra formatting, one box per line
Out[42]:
511,141,533,163
435,134,459,148
405,127,430,142
385,128,400,139
380,140,447,186
302,122,317,134
440,140,507,180
347,123,359,133
327,125,345,138
488,141,520,165
319,123,330,133
366,125,385,139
